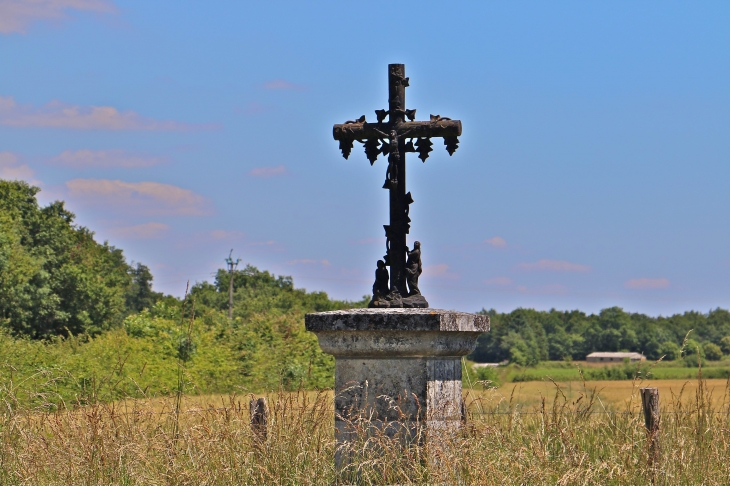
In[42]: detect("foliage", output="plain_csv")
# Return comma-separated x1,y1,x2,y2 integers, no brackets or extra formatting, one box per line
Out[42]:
471,306,730,364
0,262,371,406
703,342,723,361
0,181,172,339
125,262,163,314
470,365,501,387
0,181,139,338
659,341,681,360
720,335,730,355
191,265,368,319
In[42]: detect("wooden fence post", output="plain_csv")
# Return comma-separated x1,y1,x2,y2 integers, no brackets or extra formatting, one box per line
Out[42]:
640,387,660,467
250,397,269,440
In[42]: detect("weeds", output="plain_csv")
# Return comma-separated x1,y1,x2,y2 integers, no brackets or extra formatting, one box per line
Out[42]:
0,372,729,485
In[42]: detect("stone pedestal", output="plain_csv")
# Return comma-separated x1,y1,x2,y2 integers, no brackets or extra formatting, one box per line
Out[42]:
305,308,489,469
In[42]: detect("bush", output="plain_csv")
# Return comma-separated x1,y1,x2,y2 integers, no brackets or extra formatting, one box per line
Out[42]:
472,365,501,387
720,336,730,355
584,364,640,381
683,339,704,357
659,341,681,361
682,354,706,368
703,342,723,361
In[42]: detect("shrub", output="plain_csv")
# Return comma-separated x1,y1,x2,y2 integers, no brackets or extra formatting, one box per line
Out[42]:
659,341,681,361
682,354,706,368
720,336,730,355
472,365,501,387
683,339,704,357
703,342,723,361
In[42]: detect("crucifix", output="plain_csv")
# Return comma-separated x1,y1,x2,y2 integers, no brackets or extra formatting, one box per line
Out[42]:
333,64,462,308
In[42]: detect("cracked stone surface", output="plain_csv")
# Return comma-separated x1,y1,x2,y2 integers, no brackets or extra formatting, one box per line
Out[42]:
306,308,490,470
305,308,490,332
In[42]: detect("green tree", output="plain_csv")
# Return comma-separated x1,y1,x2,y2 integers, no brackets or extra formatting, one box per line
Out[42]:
643,339,662,360
0,181,133,338
191,264,368,319
547,326,573,360
659,341,681,361
720,336,730,355
599,328,622,351
703,342,723,361
469,306,730,365
683,339,704,357
125,263,162,314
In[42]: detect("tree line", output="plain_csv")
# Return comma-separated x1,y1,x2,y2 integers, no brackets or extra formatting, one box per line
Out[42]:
3,179,729,371
470,307,730,365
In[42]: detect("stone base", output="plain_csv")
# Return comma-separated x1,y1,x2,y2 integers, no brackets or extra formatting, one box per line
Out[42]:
305,308,489,471
333,356,462,473
334,355,462,428
368,293,429,308
402,294,429,308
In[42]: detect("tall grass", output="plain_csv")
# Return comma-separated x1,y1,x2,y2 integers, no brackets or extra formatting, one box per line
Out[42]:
2,371,730,485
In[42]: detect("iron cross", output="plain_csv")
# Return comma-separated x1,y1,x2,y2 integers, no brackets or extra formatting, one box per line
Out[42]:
333,64,462,307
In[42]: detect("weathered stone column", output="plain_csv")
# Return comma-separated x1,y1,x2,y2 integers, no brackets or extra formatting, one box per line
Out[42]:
305,308,489,468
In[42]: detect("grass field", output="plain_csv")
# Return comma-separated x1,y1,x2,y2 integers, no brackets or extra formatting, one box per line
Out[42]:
112,378,730,415
2,374,730,485
467,378,730,412
469,358,730,385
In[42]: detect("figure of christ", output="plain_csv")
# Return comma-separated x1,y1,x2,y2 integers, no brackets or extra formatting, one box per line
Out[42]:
404,241,422,296
372,128,413,189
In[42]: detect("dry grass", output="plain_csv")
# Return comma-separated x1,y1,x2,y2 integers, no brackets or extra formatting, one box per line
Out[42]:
476,378,730,411
2,372,730,485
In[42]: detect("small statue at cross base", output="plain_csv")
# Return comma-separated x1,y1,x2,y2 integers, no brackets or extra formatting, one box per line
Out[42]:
371,260,390,306
369,243,428,309
405,241,422,296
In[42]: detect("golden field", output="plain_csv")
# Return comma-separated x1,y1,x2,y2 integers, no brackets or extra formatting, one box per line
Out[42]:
2,377,730,484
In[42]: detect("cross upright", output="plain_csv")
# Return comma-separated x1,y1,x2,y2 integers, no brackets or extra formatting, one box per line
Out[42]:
333,64,462,308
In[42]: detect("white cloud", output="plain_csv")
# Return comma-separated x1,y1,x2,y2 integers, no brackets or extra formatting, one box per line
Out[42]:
51,149,167,168
0,151,36,182
249,165,287,178
109,222,169,239
65,179,212,216
484,236,507,248
517,259,591,273
624,278,670,290
0,95,218,131
0,0,116,34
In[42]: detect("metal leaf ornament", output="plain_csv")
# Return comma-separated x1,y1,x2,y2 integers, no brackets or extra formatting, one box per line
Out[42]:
375,109,389,123
363,138,381,165
444,136,459,156
339,139,354,159
380,140,390,156
414,138,433,162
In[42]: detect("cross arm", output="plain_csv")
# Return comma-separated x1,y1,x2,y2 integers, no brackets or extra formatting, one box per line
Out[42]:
333,120,462,142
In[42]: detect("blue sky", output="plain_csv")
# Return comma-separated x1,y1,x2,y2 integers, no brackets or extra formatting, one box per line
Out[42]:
1,1,729,315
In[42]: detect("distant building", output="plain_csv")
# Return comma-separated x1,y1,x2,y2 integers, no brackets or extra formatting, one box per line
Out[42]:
586,352,646,363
